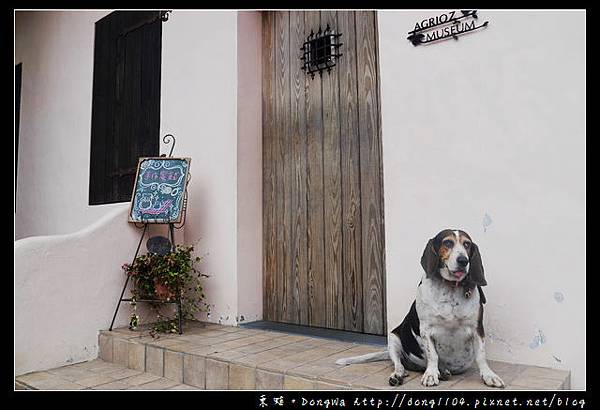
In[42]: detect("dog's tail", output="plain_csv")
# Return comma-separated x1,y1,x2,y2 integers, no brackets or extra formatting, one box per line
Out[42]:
335,350,389,366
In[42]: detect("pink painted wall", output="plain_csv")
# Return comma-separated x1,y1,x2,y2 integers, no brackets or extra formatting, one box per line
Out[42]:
378,10,585,388
14,11,118,240
236,11,263,324
159,10,243,326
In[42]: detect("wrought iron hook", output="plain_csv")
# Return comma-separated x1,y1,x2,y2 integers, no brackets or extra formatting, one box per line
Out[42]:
163,134,176,157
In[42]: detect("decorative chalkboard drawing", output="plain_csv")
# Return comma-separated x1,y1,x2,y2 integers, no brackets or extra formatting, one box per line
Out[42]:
128,157,191,224
146,235,173,256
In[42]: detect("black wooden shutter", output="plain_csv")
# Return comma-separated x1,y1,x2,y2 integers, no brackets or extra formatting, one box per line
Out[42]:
15,63,22,191
89,11,162,205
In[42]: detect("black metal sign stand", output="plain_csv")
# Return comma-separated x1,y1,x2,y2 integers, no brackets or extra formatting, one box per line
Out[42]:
109,134,188,334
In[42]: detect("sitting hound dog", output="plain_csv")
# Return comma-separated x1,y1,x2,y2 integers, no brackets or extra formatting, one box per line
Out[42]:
336,229,505,388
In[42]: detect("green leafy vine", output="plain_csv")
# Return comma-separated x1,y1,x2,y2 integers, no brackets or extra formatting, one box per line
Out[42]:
121,245,209,337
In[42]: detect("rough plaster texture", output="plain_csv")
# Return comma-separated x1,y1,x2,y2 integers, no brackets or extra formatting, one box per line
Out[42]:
14,10,585,388
236,11,263,325
15,205,160,375
378,10,585,388
14,10,118,240
159,11,240,326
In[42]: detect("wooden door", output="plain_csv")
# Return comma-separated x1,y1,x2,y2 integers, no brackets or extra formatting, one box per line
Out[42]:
262,11,386,335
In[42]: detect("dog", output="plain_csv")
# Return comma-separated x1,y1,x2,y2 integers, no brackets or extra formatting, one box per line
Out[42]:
336,229,505,388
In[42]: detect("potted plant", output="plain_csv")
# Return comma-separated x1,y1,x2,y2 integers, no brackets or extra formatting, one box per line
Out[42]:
122,244,209,336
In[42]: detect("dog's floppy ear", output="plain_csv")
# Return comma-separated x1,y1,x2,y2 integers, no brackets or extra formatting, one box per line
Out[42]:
468,242,487,286
420,238,440,278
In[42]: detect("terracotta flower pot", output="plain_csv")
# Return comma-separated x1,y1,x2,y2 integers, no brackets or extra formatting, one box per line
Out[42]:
153,278,176,301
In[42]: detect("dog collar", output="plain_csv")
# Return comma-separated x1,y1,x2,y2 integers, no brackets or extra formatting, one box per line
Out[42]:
442,275,474,298
442,265,474,298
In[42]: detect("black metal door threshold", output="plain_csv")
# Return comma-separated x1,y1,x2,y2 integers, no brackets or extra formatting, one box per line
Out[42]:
239,321,387,346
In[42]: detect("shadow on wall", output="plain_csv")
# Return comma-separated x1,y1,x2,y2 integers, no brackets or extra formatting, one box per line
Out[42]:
14,204,175,375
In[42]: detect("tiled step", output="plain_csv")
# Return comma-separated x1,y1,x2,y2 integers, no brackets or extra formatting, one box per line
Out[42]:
91,321,570,390
15,359,198,390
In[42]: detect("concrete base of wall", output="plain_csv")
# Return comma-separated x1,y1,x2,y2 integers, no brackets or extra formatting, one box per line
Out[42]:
14,321,570,390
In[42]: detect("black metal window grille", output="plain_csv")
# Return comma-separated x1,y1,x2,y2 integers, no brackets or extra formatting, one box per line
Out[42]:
301,24,343,78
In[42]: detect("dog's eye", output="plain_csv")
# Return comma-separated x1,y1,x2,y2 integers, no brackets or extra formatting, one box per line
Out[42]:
443,240,454,248
464,242,471,249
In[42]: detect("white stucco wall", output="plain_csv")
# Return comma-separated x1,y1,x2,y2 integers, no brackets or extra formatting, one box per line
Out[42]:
15,10,585,389
15,10,116,240
159,10,240,326
378,10,585,388
15,205,151,375
15,10,256,327
236,11,263,324
14,10,257,375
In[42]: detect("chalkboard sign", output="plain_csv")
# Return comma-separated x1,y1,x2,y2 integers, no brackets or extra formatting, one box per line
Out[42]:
128,157,191,224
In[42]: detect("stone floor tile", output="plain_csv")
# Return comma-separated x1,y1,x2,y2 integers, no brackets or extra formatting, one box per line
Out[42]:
254,338,302,350
257,358,304,373
164,350,184,382
177,334,224,345
256,369,284,390
183,353,206,388
100,326,150,340
345,365,410,390
145,345,164,376
15,381,29,390
231,349,290,367
316,345,382,365
211,332,255,342
517,365,570,381
112,338,130,367
319,360,393,386
508,376,564,390
98,333,113,362
47,366,96,382
288,362,341,379
229,364,256,389
298,338,333,348
129,378,180,390
207,350,248,361
72,373,117,388
205,358,229,389
234,342,278,355
450,373,504,390
91,380,130,390
316,381,352,390
36,380,87,390
17,372,61,387
67,360,107,371
72,324,573,391
283,375,316,390
399,375,461,390
120,372,162,386
103,367,143,380
85,360,124,373
16,372,85,390
128,342,146,371
167,383,200,390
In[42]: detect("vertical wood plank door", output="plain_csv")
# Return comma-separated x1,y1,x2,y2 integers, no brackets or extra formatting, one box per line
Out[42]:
262,11,386,335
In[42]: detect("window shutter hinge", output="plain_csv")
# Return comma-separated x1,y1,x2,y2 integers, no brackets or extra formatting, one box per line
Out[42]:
160,10,172,22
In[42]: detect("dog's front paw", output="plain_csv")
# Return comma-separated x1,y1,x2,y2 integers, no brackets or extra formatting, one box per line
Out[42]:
438,368,452,381
421,368,440,387
481,370,505,388
389,374,403,386
388,370,408,386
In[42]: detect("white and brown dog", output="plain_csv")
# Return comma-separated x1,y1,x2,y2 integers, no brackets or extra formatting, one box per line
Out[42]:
336,229,505,388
